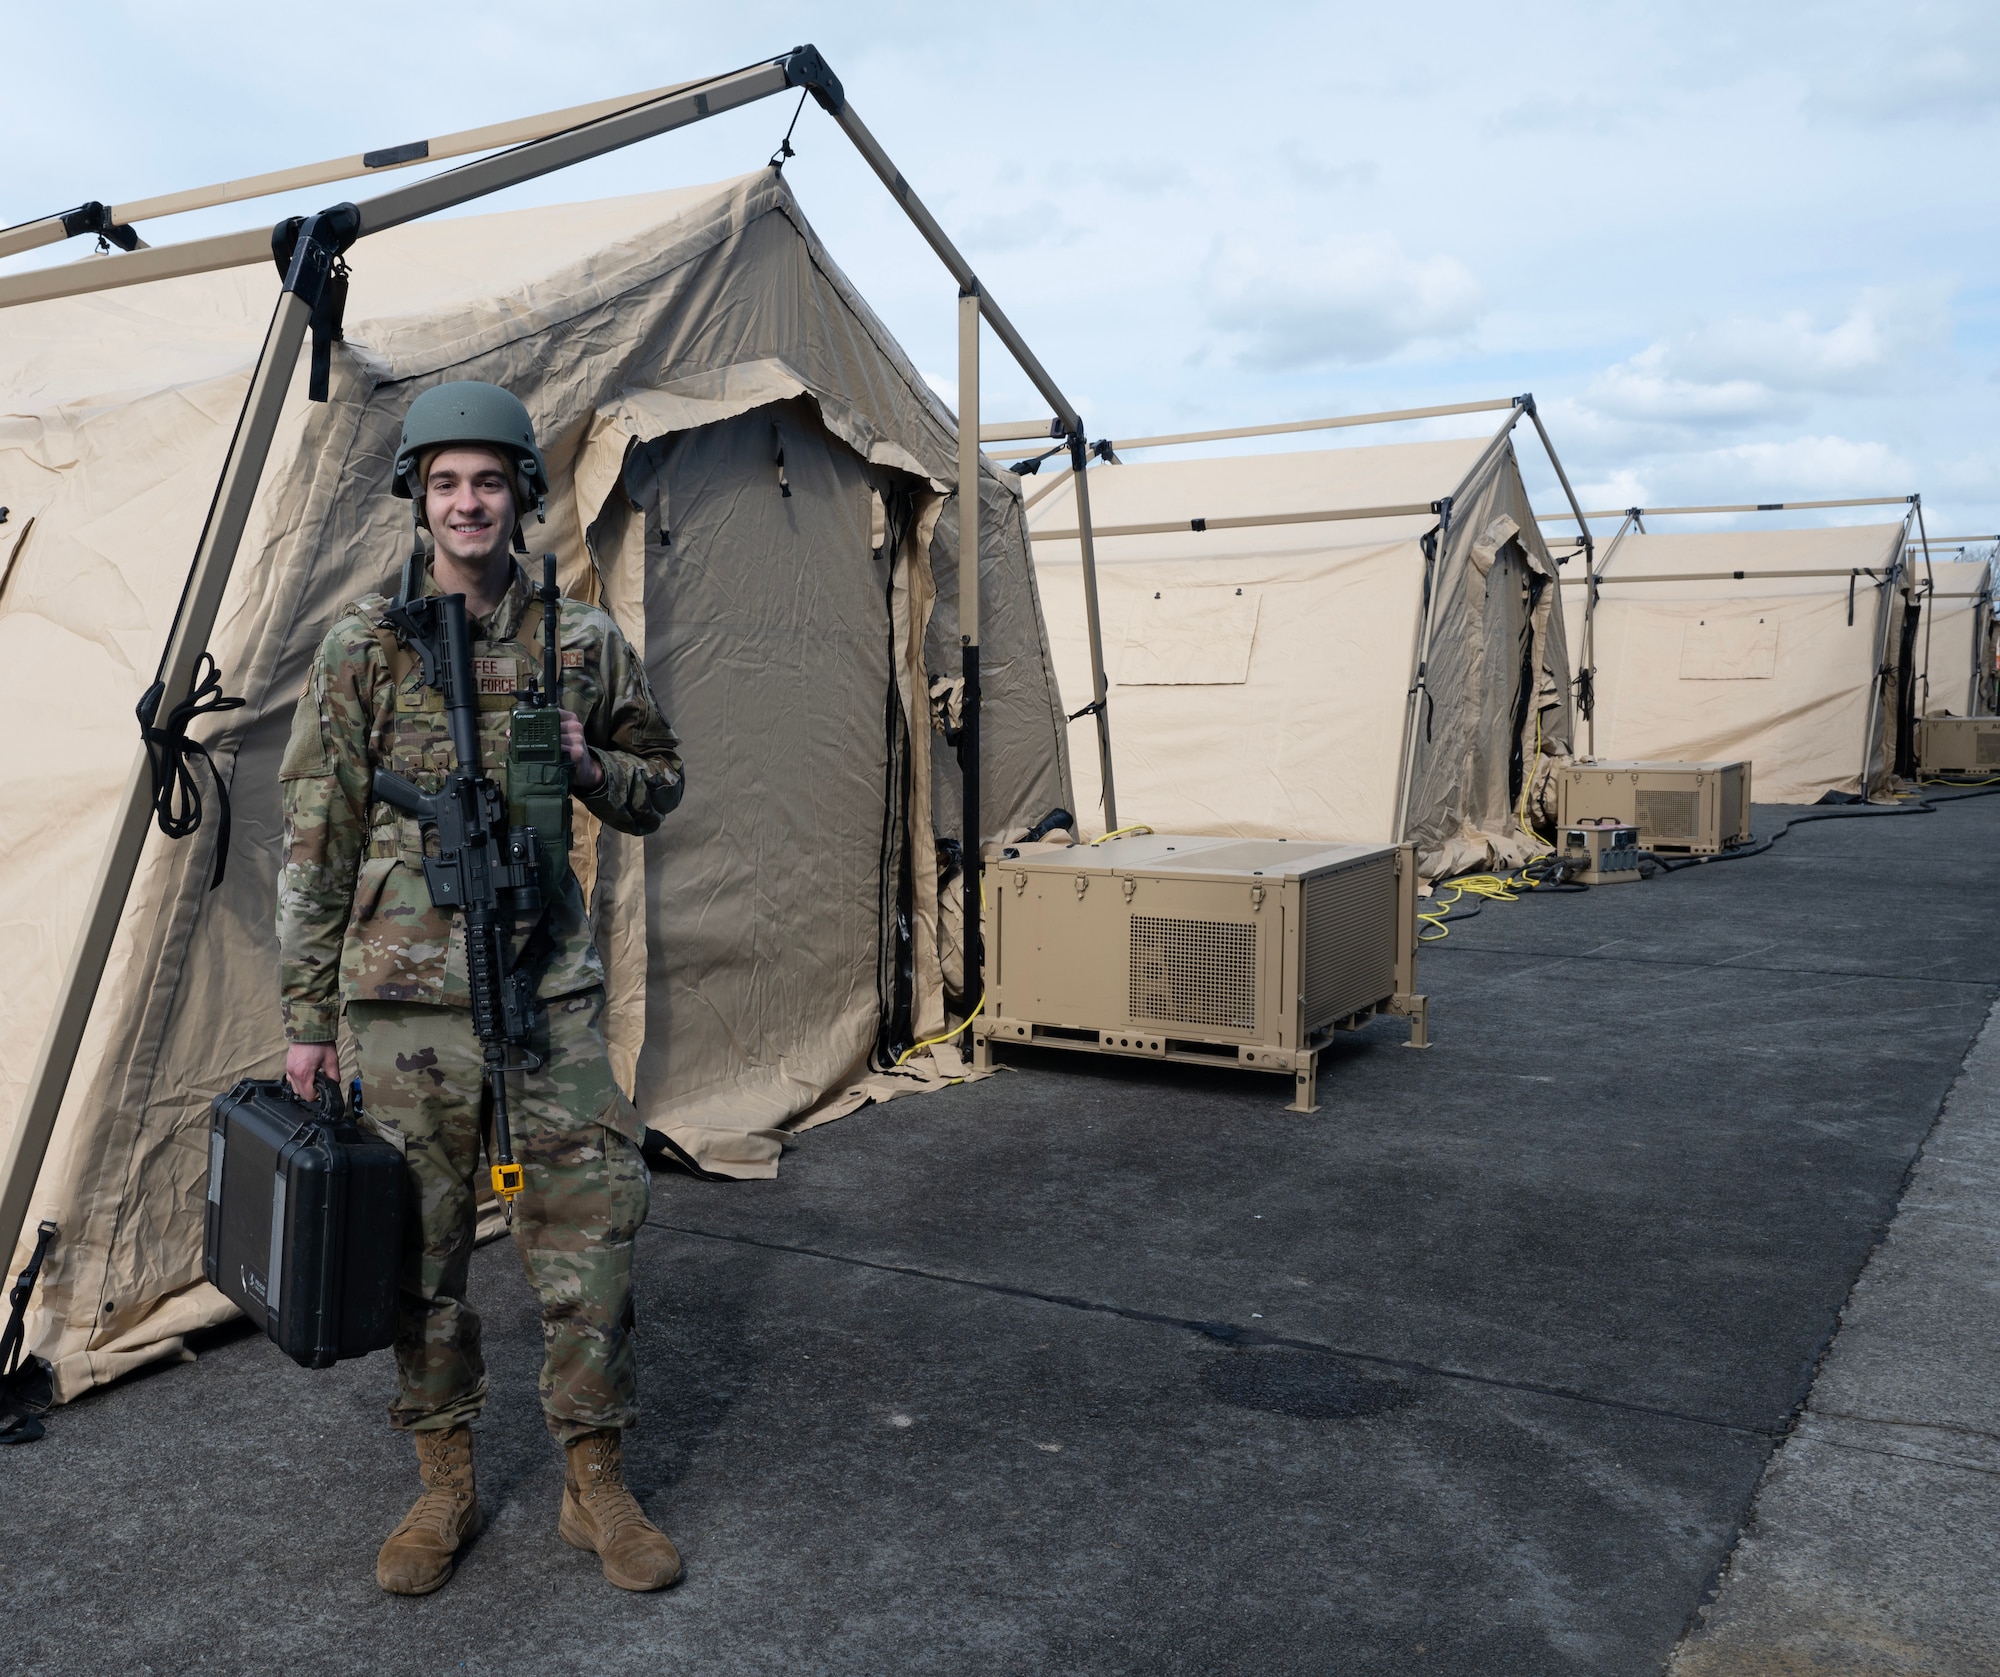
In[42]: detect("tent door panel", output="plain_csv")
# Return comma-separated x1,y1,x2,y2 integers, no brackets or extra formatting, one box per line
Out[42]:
629,399,893,1117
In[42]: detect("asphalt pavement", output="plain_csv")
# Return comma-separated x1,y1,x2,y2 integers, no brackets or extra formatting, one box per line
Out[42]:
7,794,1998,1675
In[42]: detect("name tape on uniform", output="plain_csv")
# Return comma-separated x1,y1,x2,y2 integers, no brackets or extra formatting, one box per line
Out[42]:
474,656,517,695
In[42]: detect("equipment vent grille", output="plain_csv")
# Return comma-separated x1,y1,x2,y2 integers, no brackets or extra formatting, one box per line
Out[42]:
1129,916,1257,1029
1719,767,1745,845
1977,730,2000,767
1299,856,1398,1030
1635,787,1699,842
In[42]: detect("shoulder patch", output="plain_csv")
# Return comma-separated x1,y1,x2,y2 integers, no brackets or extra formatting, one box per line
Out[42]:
279,668,331,780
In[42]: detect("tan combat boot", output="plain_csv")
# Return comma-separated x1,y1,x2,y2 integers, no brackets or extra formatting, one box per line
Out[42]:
375,1424,483,1595
559,1428,682,1591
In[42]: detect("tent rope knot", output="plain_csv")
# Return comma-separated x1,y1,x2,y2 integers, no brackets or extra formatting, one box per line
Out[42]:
136,652,245,891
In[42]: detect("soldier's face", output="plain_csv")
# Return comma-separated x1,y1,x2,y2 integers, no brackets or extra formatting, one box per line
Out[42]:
424,447,516,568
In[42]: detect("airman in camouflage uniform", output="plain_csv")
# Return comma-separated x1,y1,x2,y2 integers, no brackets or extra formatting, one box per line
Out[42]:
276,381,686,1596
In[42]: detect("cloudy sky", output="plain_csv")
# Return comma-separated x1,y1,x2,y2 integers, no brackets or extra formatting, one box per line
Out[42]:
4,1,1994,541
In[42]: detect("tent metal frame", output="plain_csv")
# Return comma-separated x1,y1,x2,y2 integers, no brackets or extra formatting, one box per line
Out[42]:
1567,500,1922,791
996,394,1597,848
0,45,1109,1270
980,397,1519,457
0,77,716,266
1538,495,1916,525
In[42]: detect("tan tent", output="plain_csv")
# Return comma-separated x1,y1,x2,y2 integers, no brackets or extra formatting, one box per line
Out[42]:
0,170,1072,1396
1558,522,1915,801
1914,556,1995,718
1024,428,1575,878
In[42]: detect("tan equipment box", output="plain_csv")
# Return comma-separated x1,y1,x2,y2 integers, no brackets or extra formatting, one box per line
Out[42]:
1916,717,2000,777
1553,760,1752,854
1559,822,1641,885
972,834,1426,1113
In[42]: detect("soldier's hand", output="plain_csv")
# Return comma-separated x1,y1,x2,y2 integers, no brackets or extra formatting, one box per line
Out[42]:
286,1041,341,1100
560,709,604,792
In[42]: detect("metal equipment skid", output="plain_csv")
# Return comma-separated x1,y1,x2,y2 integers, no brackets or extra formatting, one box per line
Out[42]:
1915,717,2000,777
1553,759,1752,854
972,834,1427,1113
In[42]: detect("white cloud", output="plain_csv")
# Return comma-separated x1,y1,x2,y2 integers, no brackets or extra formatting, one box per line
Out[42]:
1627,436,1913,506
1586,350,1779,424
1201,231,1484,368
1583,289,1953,426
1671,290,1951,390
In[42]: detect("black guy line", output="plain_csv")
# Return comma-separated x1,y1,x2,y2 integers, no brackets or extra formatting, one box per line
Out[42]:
643,1217,1778,1440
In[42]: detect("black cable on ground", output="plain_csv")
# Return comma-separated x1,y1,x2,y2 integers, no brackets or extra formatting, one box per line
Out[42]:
1644,783,2000,874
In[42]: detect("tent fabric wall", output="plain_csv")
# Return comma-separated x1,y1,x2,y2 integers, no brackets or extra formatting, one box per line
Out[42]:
1026,431,1572,878
1561,524,1909,802
1915,557,1994,717
0,170,1070,1399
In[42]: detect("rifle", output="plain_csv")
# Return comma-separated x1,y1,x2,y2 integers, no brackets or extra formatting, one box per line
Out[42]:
373,557,569,1212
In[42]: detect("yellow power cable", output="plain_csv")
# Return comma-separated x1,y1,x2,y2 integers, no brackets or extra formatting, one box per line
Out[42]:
895,868,990,1068
1091,824,1155,845
893,995,986,1067
1921,775,2000,787
1418,869,1541,942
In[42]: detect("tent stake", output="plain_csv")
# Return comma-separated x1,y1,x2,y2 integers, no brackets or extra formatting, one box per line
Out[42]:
0,216,343,1269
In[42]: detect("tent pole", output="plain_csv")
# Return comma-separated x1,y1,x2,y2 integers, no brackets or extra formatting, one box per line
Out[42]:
0,75,715,262
0,221,339,1269
1516,397,1597,758
1393,499,1450,844
1912,495,1937,721
1067,437,1118,834
1539,494,1915,525
1858,510,1913,798
0,57,799,312
819,97,1083,439
958,287,984,1010
1582,512,1639,760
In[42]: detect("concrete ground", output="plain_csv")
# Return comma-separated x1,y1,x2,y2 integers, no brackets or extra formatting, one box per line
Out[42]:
1673,977,2000,1676
6,795,1999,1676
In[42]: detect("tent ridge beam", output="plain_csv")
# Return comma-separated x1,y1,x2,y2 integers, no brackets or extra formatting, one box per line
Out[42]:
1540,494,1918,523
1003,397,1519,458
1562,566,1902,585
1031,502,1442,543
0,74,722,263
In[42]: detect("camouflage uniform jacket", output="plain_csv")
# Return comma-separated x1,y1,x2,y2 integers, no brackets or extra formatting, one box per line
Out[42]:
278,558,682,1043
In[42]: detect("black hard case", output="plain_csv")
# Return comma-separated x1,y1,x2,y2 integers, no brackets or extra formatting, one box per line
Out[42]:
202,1077,406,1369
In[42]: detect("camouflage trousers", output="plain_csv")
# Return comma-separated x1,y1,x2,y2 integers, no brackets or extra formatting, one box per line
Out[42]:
345,987,649,1444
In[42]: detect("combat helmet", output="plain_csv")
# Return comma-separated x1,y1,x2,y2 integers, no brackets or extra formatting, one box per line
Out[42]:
392,381,549,546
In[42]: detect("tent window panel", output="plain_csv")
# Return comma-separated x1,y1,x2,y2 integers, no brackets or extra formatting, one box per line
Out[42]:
1679,616,1778,680
1117,586,1261,686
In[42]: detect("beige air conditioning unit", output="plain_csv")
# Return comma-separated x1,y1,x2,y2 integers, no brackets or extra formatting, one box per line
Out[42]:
1553,760,1752,854
971,835,1426,1113
1916,717,2000,777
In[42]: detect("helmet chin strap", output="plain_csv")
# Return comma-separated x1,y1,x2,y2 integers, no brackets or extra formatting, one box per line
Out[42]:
510,489,547,555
